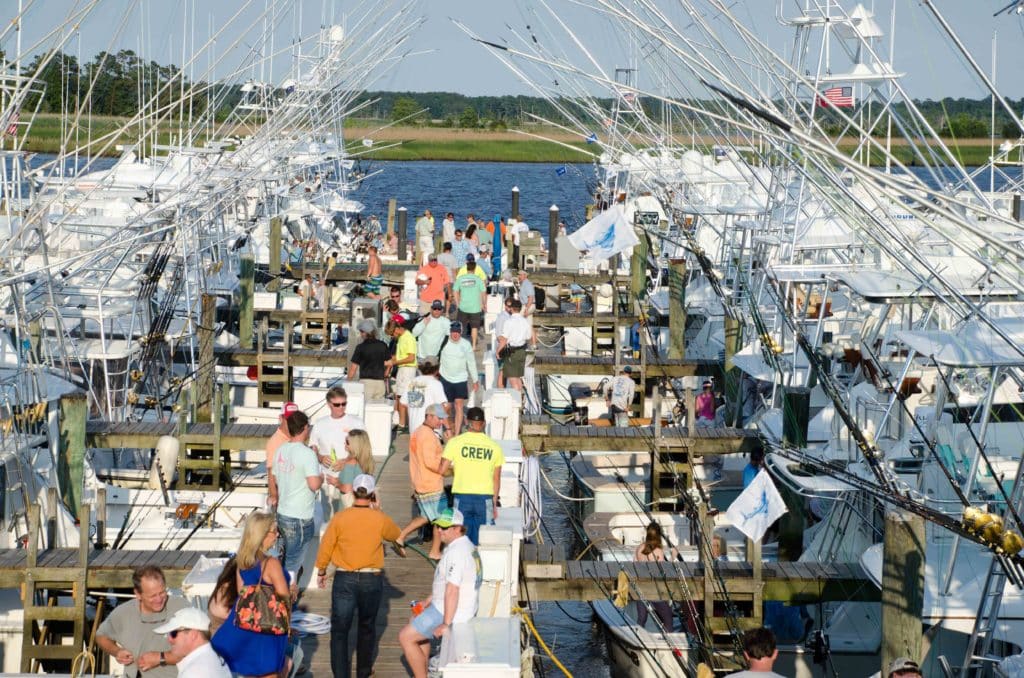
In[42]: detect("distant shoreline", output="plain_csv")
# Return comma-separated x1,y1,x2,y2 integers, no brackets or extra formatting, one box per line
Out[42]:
21,114,1009,166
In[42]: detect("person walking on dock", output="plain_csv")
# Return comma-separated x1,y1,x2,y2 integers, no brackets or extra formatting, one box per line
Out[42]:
412,299,451,360
154,607,231,677
438,242,458,299
387,316,418,432
315,474,402,678
266,401,300,510
96,565,190,678
438,407,504,544
454,259,487,350
416,209,435,265
451,228,475,268
395,403,450,560
398,508,482,678
517,269,538,348
442,211,456,244
273,411,324,579
438,321,478,434
497,299,530,394
605,366,636,422
348,320,389,400
727,627,786,678
310,387,366,466
402,358,450,434
416,253,451,315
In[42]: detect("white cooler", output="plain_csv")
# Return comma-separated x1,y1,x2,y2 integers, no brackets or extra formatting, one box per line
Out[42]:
365,398,394,458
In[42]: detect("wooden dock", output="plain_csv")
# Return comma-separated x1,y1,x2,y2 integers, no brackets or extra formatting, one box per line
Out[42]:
531,353,719,377
297,433,436,677
520,415,758,454
285,261,629,287
85,420,277,449
520,543,877,605
0,548,218,588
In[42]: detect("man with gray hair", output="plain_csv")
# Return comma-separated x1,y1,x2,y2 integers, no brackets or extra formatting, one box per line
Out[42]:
153,607,231,677
348,319,388,399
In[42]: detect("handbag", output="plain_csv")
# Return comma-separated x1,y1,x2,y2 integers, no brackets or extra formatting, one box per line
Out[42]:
233,560,290,635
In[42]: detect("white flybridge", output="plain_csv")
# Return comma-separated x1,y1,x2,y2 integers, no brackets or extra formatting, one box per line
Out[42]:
461,0,1024,675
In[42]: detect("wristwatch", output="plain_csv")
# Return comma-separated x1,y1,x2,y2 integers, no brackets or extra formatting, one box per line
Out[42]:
159,651,166,667
318,570,327,577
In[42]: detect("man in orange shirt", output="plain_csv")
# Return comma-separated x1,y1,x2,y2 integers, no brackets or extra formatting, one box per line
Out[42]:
394,404,449,560
265,401,299,509
416,253,451,315
315,475,401,678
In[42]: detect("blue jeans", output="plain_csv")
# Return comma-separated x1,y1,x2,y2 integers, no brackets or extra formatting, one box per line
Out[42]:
453,493,493,545
331,571,384,678
277,513,315,575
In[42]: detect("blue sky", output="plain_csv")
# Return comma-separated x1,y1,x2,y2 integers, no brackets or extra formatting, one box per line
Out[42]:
10,1,1024,100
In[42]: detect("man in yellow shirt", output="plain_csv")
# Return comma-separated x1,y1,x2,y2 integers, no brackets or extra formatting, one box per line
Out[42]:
438,407,503,544
316,474,401,678
386,316,418,432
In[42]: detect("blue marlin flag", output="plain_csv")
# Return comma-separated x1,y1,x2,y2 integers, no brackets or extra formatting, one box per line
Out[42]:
555,166,567,176
585,132,598,144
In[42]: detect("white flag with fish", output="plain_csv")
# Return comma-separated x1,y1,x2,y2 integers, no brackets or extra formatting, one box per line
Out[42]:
725,469,787,543
567,205,638,263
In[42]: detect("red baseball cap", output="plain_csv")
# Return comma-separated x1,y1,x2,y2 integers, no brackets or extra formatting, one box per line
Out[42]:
282,402,300,417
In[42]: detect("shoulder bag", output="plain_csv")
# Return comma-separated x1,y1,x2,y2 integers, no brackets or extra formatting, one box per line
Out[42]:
233,559,290,635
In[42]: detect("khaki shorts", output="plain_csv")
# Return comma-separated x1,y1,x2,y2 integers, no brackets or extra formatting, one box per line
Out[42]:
360,379,386,400
394,366,417,397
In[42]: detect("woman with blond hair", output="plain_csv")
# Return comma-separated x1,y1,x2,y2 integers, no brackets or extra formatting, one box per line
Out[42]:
212,512,291,677
326,429,376,508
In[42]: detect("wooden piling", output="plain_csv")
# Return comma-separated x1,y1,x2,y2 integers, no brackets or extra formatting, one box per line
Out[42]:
397,207,408,262
668,258,686,360
269,216,283,276
96,487,107,549
196,294,217,421
57,392,88,522
46,487,58,547
630,230,649,303
881,510,925,673
511,186,520,219
724,315,742,425
386,197,397,237
239,254,255,349
548,205,559,264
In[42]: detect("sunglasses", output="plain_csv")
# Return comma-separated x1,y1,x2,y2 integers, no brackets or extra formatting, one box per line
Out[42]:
168,629,187,639
330,401,347,408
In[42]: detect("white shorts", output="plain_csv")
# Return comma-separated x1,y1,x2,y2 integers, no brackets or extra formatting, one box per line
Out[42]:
394,366,417,397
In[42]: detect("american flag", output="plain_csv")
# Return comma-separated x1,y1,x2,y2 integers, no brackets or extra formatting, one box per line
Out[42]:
818,86,854,108
5,111,19,136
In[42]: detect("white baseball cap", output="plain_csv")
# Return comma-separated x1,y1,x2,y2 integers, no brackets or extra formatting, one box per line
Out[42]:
353,474,376,495
153,607,211,635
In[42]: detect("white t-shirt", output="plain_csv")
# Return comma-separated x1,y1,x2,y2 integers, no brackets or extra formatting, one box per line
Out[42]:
178,643,231,678
512,221,529,246
401,376,447,433
310,413,367,461
500,314,531,347
430,535,482,623
607,375,636,411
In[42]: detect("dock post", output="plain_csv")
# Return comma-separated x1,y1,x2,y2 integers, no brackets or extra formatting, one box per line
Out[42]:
239,254,255,349
96,487,107,549
46,486,58,547
881,510,925,673
269,216,283,276
511,186,520,220
197,293,217,421
397,207,408,262
387,197,397,237
668,258,686,359
548,205,559,264
57,392,87,522
724,315,742,425
630,230,648,303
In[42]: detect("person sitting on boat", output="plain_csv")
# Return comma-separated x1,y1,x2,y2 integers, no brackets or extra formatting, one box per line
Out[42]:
633,523,677,632
398,508,482,678
728,627,785,678
605,366,637,422
694,380,717,428
364,245,383,298
96,565,190,678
